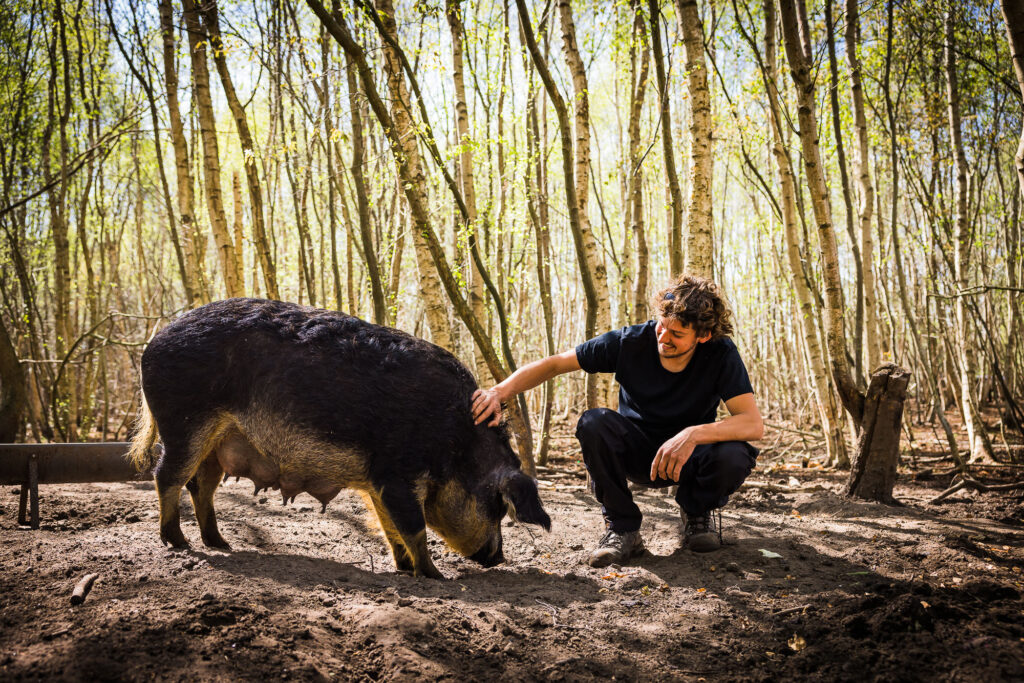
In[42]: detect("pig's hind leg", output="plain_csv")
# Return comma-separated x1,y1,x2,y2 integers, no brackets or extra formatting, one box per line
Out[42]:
185,454,230,549
153,436,193,549
367,486,443,580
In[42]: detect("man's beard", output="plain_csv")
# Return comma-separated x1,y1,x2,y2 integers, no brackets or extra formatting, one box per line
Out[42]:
658,340,696,358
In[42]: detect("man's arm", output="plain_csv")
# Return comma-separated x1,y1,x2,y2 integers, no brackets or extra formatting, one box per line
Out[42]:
649,393,764,481
472,349,581,426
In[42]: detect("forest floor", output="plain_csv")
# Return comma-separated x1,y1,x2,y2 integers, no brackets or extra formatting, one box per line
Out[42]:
2,418,1024,682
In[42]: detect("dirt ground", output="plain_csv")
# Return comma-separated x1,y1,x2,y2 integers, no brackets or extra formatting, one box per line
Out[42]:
2,421,1024,682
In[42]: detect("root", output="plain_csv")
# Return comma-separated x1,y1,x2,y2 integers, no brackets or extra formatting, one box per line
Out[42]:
928,474,1024,505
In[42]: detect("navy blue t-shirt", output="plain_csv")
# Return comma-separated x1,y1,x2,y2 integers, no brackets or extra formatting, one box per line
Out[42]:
575,321,753,439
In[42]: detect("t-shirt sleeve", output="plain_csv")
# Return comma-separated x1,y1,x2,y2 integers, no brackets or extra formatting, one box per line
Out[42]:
575,329,623,374
717,344,754,401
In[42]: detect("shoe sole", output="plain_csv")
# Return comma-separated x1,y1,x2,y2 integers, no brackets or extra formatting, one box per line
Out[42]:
686,532,721,553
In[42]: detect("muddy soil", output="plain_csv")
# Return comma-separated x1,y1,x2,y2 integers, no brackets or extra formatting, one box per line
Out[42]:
2,424,1023,682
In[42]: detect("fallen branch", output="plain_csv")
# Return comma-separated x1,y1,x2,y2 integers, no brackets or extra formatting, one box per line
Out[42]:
929,475,1024,504
742,481,826,494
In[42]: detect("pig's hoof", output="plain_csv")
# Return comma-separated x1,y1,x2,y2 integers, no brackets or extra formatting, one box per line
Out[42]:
160,532,190,549
414,564,445,580
202,534,231,550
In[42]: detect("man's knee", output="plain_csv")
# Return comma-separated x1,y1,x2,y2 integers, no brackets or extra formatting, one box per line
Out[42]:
707,441,757,486
575,407,620,443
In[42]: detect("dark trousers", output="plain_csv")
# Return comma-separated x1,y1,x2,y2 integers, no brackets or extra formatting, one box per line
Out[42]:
576,408,758,533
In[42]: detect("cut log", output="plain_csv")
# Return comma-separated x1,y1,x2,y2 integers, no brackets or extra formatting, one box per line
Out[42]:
846,363,911,503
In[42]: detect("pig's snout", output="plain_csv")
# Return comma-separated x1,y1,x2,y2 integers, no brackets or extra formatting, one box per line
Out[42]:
469,532,505,567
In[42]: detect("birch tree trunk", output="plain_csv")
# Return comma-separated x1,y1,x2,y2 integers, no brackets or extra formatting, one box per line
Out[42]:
557,0,614,407
202,0,279,300
517,0,602,408
676,0,714,277
845,0,882,373
778,0,864,424
1000,0,1024,382
628,1,650,323
307,0,536,472
373,0,453,350
752,0,846,465
1001,0,1024,201
447,0,491,383
46,7,76,439
944,10,994,461
182,0,242,298
344,49,387,325
158,0,208,307
521,13,556,464
824,0,863,384
648,0,685,275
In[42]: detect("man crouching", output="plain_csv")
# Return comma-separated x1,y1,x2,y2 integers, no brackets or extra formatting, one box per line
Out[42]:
472,274,764,567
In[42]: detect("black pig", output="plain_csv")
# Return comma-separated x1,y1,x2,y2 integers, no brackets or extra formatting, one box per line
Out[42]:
128,298,550,579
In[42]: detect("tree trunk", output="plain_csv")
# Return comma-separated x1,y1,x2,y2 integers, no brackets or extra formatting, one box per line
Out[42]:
846,363,909,502
750,0,845,465
845,0,881,374
648,0,684,275
778,0,864,425
182,0,242,298
944,9,994,461
46,6,75,439
825,0,863,385
307,0,536,473
231,171,246,291
0,315,26,442
676,0,714,277
1001,0,1024,202
523,19,556,464
201,0,278,300
371,0,453,350
344,48,387,325
557,0,614,407
628,1,650,323
447,0,491,383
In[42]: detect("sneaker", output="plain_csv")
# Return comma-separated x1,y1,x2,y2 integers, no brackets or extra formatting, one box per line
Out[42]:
682,509,722,552
588,529,646,568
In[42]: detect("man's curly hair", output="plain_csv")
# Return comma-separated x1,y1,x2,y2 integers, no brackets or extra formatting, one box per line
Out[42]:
651,274,734,340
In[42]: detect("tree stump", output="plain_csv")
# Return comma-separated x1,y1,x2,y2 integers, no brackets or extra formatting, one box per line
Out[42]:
846,363,911,503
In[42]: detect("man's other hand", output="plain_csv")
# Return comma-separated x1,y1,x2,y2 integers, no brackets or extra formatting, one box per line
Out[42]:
472,388,502,426
650,427,699,481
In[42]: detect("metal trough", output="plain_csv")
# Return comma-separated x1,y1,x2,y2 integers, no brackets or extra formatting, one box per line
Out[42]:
0,443,145,529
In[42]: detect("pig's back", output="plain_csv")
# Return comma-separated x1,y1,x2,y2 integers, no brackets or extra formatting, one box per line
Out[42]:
142,299,479,462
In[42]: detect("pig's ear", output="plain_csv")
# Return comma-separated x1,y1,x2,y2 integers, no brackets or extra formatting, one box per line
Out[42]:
499,471,552,531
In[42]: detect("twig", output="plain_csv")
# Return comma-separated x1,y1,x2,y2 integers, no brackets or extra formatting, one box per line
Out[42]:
772,604,812,617
70,573,99,605
764,421,824,439
535,598,559,627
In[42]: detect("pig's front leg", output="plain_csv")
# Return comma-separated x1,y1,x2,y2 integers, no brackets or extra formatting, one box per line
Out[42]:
372,485,444,580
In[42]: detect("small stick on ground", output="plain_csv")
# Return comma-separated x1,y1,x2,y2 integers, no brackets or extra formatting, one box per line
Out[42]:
71,573,99,605
772,604,812,618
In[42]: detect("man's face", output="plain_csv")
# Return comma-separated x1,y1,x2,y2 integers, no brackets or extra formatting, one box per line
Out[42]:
655,317,710,358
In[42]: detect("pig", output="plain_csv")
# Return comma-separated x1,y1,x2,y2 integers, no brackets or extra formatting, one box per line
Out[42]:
127,298,550,579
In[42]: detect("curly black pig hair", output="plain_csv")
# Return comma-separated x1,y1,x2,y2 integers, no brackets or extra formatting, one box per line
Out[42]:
650,274,734,340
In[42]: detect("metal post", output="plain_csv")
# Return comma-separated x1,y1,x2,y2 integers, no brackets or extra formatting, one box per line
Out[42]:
17,477,28,525
28,454,39,530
